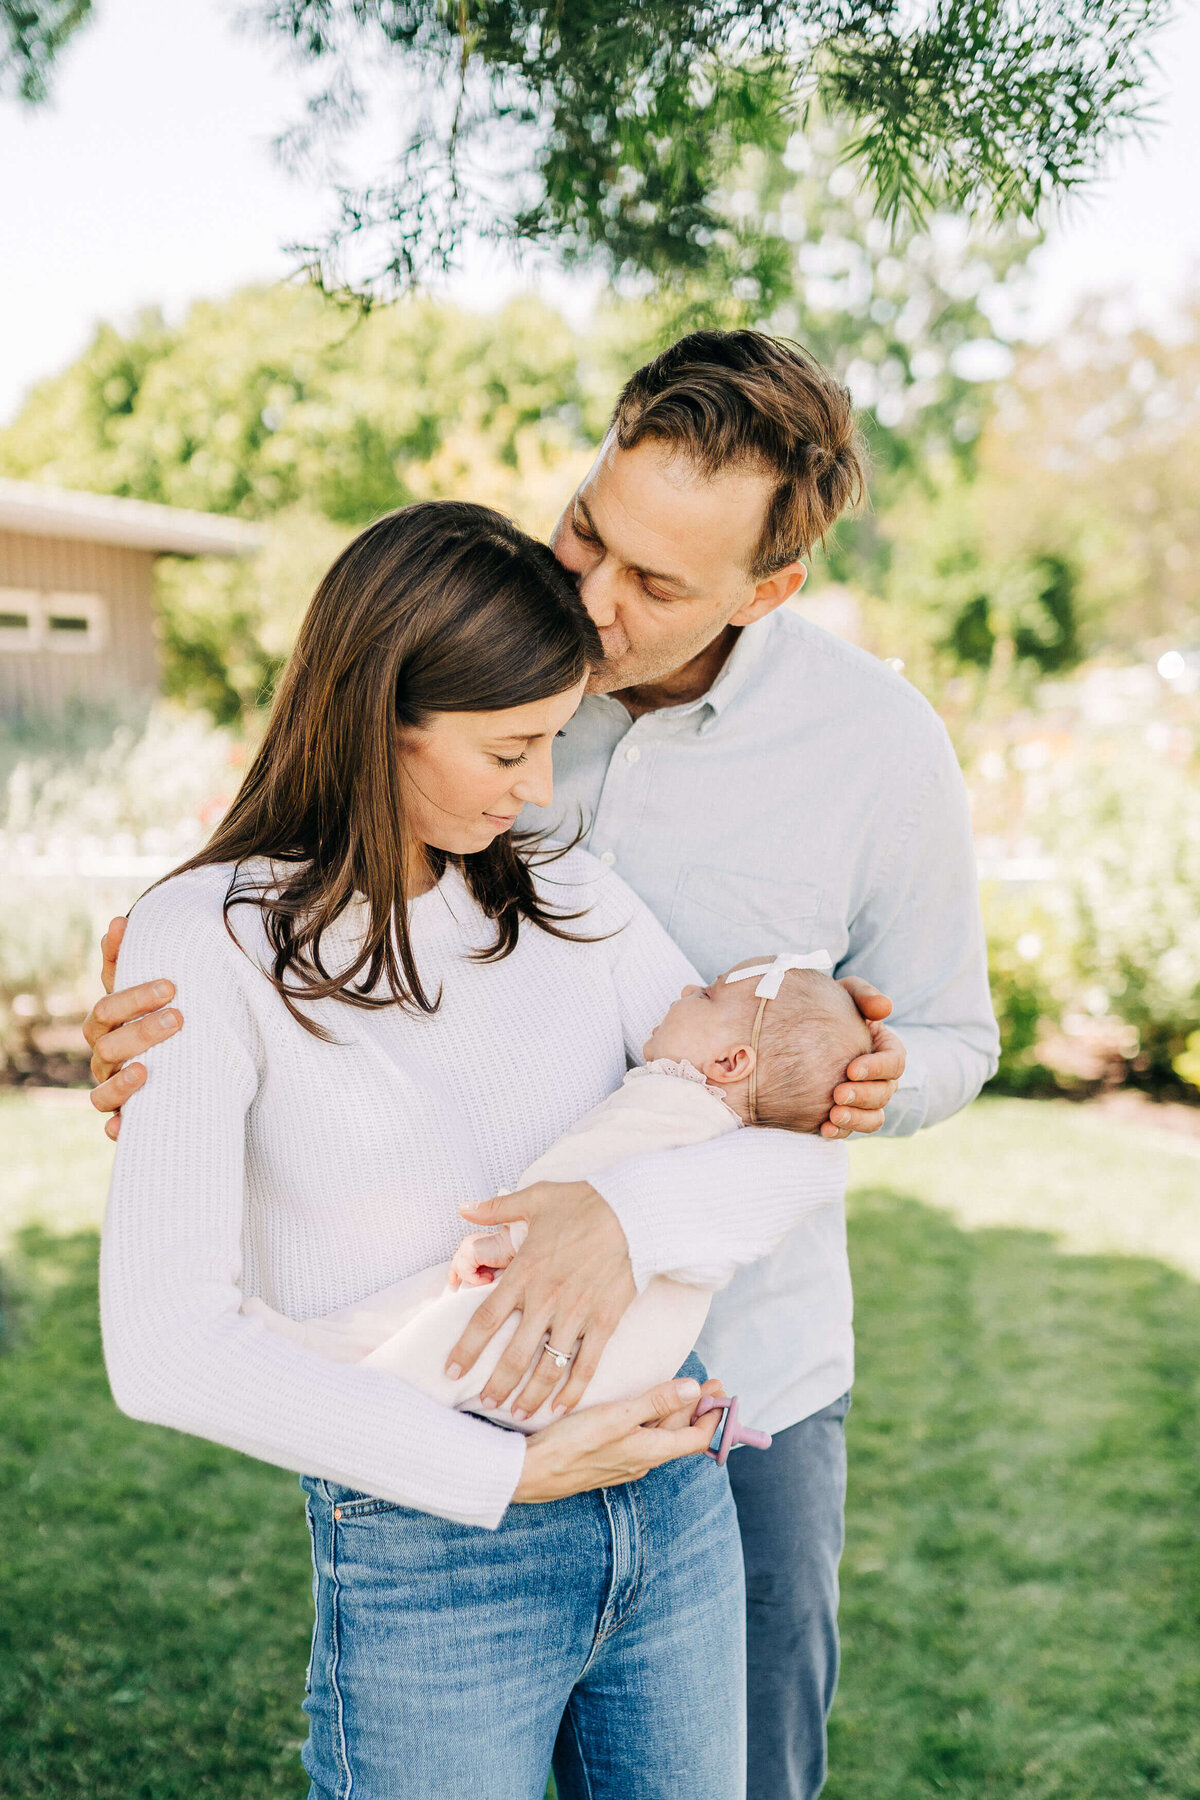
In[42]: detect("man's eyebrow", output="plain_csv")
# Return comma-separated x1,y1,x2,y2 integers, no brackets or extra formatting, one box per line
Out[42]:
575,495,694,594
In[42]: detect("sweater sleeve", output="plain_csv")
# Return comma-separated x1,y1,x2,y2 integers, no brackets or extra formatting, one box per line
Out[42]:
576,862,851,1290
99,880,526,1530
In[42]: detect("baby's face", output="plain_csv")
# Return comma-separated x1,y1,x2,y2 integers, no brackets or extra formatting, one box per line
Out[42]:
642,964,761,1069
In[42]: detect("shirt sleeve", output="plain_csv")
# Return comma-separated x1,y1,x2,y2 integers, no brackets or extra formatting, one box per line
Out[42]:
577,859,851,1290
840,719,1000,1137
99,882,526,1530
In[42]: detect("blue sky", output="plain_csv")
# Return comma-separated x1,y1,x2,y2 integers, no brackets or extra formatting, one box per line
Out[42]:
2,0,1197,429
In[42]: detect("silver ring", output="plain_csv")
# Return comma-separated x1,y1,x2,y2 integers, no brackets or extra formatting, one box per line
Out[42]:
542,1342,573,1369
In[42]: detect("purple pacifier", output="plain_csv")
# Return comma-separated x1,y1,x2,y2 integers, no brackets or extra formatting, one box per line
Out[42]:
691,1393,772,1465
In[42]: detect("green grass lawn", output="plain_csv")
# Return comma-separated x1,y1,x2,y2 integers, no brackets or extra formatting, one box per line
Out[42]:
2,1093,1199,1797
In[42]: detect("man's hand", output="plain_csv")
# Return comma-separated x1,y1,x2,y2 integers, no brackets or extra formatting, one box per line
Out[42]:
446,1180,636,1420
83,916,181,1141
822,976,906,1140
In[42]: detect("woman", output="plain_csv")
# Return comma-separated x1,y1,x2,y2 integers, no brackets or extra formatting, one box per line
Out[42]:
100,502,746,1800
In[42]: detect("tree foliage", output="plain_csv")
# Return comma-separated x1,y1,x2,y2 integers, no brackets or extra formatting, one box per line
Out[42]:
0,0,90,101
258,0,1166,299
4,0,1168,300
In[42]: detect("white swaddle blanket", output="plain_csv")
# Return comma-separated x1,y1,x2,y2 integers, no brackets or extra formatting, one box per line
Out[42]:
244,1059,741,1433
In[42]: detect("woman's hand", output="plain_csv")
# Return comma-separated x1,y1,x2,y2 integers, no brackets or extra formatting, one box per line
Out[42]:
449,1181,636,1419
511,1375,723,1504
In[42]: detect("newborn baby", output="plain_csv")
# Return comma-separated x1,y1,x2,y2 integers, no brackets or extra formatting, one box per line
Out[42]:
246,952,872,1431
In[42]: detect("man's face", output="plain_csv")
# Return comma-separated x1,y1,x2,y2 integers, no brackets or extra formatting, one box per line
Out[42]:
550,433,805,694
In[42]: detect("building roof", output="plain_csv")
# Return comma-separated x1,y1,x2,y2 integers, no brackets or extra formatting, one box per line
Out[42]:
0,477,261,557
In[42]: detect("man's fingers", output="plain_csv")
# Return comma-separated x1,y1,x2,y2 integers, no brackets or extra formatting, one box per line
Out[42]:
838,975,893,1021
89,1063,146,1115
832,1077,897,1110
845,1047,904,1084
90,1008,182,1078
104,1114,122,1142
823,1105,886,1138
100,917,128,996
84,981,176,1049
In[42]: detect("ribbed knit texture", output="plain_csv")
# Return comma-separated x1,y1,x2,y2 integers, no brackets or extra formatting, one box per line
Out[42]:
101,845,847,1526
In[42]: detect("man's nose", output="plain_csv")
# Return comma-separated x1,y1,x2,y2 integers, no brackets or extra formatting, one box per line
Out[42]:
577,563,618,631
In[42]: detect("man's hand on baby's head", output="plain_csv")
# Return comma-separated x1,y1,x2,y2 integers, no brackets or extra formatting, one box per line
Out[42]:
823,978,906,1139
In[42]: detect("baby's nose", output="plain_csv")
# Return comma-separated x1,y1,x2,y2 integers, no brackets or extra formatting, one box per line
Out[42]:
681,984,701,999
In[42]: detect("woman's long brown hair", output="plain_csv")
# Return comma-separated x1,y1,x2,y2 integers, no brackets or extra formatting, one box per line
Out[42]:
165,501,603,1033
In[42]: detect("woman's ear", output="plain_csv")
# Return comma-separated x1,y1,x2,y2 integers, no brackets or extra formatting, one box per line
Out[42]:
701,1044,756,1086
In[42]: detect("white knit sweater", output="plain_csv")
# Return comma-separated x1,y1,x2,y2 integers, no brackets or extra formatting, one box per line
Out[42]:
100,848,846,1528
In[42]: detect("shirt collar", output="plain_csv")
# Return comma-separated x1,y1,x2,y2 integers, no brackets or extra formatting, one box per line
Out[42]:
659,614,776,734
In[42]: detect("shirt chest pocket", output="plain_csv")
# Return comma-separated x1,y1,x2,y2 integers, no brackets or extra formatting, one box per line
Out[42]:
667,865,826,980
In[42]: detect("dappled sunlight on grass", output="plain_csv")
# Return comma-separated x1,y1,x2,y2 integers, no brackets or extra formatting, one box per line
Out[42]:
850,1095,1200,1281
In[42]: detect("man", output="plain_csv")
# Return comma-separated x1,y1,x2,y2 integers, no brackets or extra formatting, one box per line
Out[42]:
86,330,998,1799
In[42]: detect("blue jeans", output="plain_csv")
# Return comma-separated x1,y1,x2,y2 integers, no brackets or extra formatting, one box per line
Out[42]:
726,1391,850,1800
300,1433,745,1798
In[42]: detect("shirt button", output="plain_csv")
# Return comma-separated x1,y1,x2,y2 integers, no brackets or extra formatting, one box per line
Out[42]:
624,745,641,763
599,850,616,867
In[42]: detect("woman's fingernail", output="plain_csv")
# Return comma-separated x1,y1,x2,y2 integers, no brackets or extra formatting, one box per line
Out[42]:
153,981,172,1000
512,1407,528,1422
479,1396,497,1410
552,1403,567,1416
446,1363,462,1381
677,1379,700,1399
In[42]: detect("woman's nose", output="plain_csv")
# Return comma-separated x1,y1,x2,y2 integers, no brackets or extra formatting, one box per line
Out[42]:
512,747,554,810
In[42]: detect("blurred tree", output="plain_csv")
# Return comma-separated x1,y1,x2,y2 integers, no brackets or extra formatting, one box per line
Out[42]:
0,287,601,715
5,1,1168,299
1,0,90,100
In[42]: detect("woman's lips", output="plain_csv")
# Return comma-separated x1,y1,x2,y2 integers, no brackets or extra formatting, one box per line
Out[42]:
483,812,520,828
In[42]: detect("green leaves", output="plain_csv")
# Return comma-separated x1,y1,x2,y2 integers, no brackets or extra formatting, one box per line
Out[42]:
0,0,92,103
258,0,1167,298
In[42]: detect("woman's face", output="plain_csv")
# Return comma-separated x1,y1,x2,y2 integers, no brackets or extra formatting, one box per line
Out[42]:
398,676,589,857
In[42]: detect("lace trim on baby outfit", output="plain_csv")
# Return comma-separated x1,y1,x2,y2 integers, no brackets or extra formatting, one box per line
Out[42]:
629,1058,744,1126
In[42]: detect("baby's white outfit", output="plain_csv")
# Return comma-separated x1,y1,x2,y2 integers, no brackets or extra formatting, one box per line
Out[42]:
245,1058,741,1432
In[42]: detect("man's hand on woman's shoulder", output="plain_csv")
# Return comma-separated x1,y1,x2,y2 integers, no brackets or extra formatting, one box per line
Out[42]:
823,977,905,1140
83,916,182,1141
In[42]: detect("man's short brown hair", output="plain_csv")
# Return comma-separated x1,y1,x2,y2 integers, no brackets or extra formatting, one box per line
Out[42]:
611,329,867,579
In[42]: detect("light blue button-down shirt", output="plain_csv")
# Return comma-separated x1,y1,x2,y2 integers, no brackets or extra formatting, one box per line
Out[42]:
528,607,999,1430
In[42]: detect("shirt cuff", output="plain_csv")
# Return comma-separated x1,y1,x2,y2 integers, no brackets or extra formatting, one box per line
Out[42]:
871,1031,927,1138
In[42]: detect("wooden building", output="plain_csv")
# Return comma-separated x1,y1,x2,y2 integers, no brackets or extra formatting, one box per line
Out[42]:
0,478,259,718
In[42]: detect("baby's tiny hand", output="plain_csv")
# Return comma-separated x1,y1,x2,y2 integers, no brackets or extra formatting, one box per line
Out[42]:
448,1228,516,1289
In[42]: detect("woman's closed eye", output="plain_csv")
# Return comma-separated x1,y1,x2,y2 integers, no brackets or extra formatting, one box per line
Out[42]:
495,752,528,769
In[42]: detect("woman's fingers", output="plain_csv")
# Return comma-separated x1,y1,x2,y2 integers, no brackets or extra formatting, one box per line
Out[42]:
546,1333,606,1417
478,1299,555,1410
89,1062,147,1117
656,1375,726,1432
